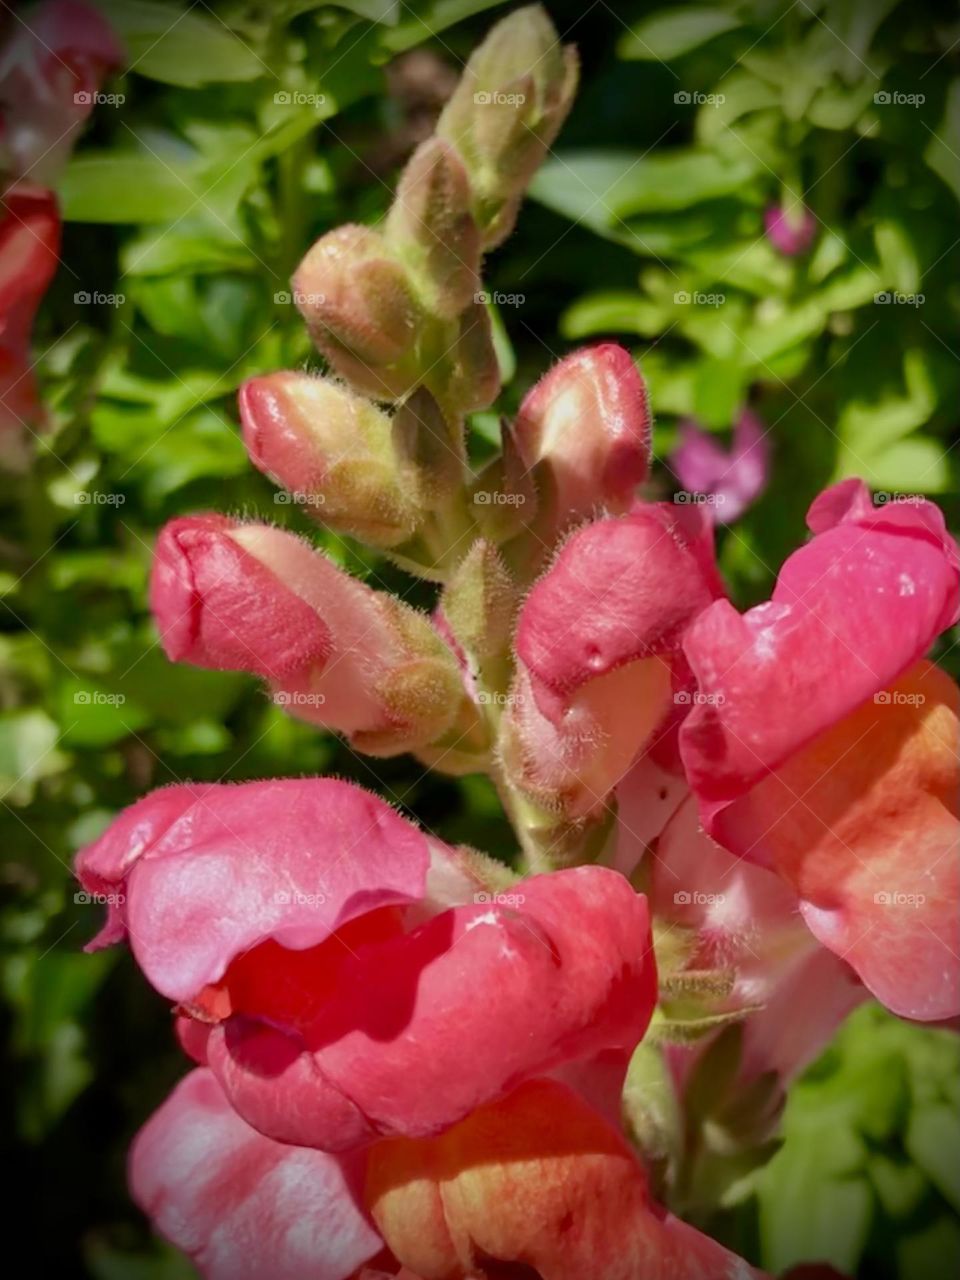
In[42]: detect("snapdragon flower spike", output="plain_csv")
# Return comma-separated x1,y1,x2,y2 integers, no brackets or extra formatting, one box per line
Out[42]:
502,504,723,819
513,343,652,539
131,1069,382,1280
436,5,579,249
0,0,124,184
0,185,61,470
680,480,960,1020
239,372,423,548
670,408,770,524
367,1078,765,1280
150,515,464,755
77,778,657,1152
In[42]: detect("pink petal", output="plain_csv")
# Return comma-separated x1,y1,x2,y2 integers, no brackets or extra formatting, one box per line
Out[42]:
680,480,960,815
130,1069,381,1280
206,867,656,1149
75,778,432,999
513,343,651,527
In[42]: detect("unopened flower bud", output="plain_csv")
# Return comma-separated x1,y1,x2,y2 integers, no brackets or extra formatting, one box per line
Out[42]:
239,371,421,547
514,343,651,535
292,224,423,398
437,5,579,247
151,516,465,755
500,506,722,819
386,138,482,319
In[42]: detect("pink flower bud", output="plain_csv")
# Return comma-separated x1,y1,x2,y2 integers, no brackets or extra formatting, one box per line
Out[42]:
0,185,61,470
502,504,722,818
239,372,421,547
292,224,423,398
764,202,816,256
150,515,463,752
670,407,770,523
0,0,124,184
514,343,651,533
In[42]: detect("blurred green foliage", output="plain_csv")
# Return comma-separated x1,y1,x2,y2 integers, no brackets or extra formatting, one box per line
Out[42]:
1,2,958,1276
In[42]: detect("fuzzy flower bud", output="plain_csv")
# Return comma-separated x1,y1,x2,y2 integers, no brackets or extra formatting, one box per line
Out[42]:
292,225,424,400
514,342,651,536
385,137,482,319
150,515,465,756
436,5,579,248
239,371,422,547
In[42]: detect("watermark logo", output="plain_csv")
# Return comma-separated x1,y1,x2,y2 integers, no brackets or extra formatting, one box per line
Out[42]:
74,890,126,906
874,890,926,907
474,289,525,308
273,691,327,708
274,90,327,109
74,690,126,706
874,291,924,307
674,690,726,707
477,690,524,707
674,90,726,107
874,690,925,707
74,90,125,107
474,491,526,506
275,290,326,306
75,491,125,506
673,491,726,508
274,890,328,906
474,890,526,907
473,91,526,106
674,890,726,906
873,90,924,107
873,491,923,506
673,290,725,307
74,290,125,307
275,491,326,507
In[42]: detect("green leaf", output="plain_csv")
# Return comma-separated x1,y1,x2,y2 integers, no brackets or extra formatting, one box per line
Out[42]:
100,1,264,86
925,78,960,204
0,710,68,804
530,150,759,227
618,8,741,61
906,1105,960,1212
57,678,151,749
759,1137,873,1274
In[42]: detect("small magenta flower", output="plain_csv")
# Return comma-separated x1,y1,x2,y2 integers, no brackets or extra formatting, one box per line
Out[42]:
670,408,770,523
764,201,817,256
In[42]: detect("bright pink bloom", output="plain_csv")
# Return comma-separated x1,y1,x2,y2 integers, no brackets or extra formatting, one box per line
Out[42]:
0,0,124,184
764,202,816,256
677,480,960,1019
77,778,657,1151
670,408,770,523
131,1069,382,1280
502,503,723,816
150,515,463,752
0,184,60,469
512,343,651,534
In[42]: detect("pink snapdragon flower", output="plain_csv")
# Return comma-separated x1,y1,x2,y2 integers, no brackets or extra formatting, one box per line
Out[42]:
0,0,123,183
0,184,60,468
610,478,959,1024
77,777,657,1152
670,408,770,523
764,201,817,256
